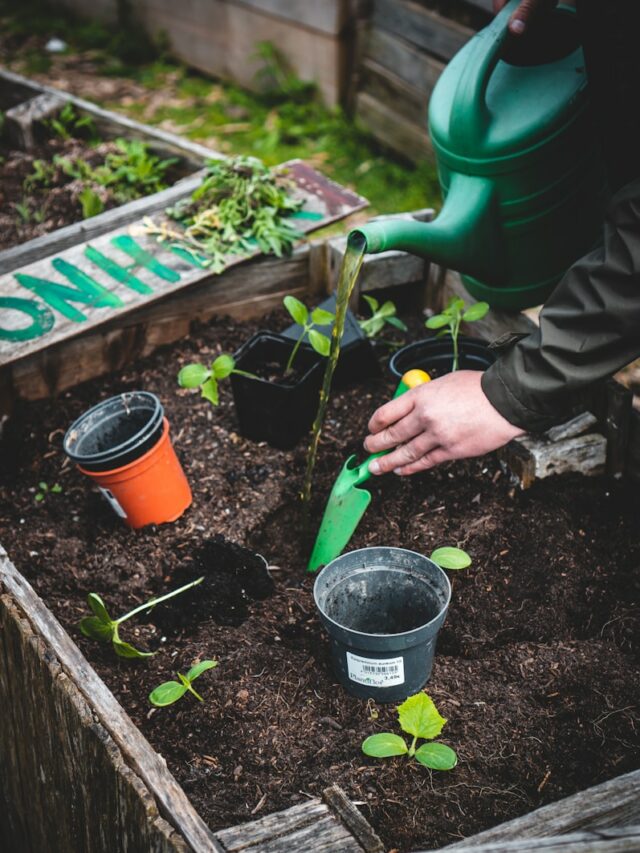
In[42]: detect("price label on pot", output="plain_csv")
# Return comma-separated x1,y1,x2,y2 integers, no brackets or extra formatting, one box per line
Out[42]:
346,653,405,688
98,487,127,519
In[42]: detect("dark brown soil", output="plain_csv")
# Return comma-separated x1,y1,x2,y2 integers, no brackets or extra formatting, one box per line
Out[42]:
1,311,639,852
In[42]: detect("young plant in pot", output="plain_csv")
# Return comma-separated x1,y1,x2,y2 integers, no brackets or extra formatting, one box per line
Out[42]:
228,296,335,449
389,296,495,380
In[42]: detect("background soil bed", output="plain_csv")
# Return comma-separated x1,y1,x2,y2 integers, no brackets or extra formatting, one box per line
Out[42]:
1,311,639,852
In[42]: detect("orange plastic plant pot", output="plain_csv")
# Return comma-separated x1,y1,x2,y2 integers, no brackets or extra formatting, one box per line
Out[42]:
78,418,192,528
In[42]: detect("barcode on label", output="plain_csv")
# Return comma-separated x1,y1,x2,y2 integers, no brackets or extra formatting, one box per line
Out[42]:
346,652,405,688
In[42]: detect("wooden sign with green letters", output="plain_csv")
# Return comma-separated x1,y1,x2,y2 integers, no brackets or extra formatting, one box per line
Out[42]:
0,161,366,368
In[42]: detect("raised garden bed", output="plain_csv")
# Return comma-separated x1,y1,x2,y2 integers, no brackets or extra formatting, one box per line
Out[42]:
1,303,639,852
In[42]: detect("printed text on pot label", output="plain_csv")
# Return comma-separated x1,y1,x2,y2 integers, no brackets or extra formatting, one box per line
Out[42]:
346,652,405,688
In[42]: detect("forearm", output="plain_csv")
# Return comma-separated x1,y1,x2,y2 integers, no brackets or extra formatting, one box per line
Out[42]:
482,176,640,431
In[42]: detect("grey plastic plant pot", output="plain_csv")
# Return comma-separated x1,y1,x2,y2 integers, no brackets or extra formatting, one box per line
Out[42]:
314,547,452,702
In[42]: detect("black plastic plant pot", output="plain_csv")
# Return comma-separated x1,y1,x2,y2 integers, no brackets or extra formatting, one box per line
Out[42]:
281,293,379,387
230,331,325,450
314,547,452,703
63,391,164,473
389,335,496,380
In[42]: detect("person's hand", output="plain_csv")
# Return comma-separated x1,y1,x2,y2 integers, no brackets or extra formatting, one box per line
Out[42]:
493,0,558,36
364,370,525,476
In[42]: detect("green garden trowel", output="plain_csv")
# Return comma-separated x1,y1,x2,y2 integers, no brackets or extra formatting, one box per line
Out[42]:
307,369,430,572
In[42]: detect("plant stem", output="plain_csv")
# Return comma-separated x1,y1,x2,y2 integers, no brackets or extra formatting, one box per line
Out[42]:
232,369,260,380
285,332,305,375
302,236,366,507
409,736,417,757
117,576,204,624
452,317,460,372
186,683,204,702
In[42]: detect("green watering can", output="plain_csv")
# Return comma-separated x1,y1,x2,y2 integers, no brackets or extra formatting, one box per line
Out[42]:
351,0,606,311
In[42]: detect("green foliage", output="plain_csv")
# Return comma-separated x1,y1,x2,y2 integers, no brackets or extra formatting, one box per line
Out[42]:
154,156,303,272
13,201,32,223
252,41,317,104
79,577,204,659
35,481,62,502
362,692,457,771
358,295,408,339
78,186,105,218
47,103,97,142
430,546,472,571
177,353,257,406
23,159,57,192
149,659,217,707
283,295,334,373
425,297,489,371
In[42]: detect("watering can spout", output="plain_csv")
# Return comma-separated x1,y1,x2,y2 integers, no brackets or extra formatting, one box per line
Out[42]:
349,173,504,284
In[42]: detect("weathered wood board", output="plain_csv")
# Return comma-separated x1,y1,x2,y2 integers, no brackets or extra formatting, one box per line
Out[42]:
0,160,367,372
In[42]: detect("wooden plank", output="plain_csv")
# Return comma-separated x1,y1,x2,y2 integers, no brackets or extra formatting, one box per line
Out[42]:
372,0,473,62
4,92,66,150
231,0,349,35
136,0,346,105
546,411,598,443
444,769,640,848
499,432,606,489
0,160,367,371
0,551,222,853
321,785,384,853
355,91,431,163
432,825,640,852
359,58,429,125
365,27,445,94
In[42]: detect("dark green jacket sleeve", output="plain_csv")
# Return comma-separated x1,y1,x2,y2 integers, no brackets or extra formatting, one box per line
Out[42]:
481,177,640,432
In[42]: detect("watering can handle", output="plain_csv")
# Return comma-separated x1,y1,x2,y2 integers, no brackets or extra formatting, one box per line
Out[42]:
448,0,519,151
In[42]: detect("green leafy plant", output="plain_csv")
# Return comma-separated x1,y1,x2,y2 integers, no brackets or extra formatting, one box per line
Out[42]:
23,158,56,192
178,353,257,405
358,295,408,339
149,660,218,707
79,577,204,659
47,102,96,141
362,691,457,771
430,546,471,570
142,156,303,273
13,200,32,223
425,297,489,371
35,481,62,502
282,295,334,373
78,186,105,218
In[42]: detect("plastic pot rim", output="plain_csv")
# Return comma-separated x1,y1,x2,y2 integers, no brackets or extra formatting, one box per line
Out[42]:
78,418,172,480
233,330,325,388
313,546,452,640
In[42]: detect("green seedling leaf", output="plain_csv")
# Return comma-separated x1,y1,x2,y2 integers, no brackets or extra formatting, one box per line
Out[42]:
447,297,465,314
79,615,115,643
308,329,331,357
186,660,218,682
51,484,63,494
415,742,458,771
200,377,220,406
378,300,396,319
430,547,472,570
362,294,379,313
212,354,235,379
113,637,154,659
284,294,308,326
311,307,335,326
386,316,408,332
425,314,450,330
38,481,48,491
87,592,112,624
178,363,210,388
362,733,408,758
462,301,489,322
149,681,188,707
398,693,446,741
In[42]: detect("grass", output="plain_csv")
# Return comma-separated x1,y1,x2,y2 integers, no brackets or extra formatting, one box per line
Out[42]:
0,0,442,216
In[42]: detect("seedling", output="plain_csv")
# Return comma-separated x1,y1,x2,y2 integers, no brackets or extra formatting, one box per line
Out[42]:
149,660,218,707
47,103,96,141
35,481,62,502
430,546,471,570
425,297,489,371
178,354,257,406
358,295,407,339
79,576,204,659
282,295,334,374
362,691,457,771
78,186,104,218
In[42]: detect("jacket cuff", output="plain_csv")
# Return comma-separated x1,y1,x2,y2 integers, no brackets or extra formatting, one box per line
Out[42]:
481,359,566,433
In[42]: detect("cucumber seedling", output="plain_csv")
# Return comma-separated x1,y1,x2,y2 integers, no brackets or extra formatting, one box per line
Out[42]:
429,546,471,570
149,660,218,707
282,295,334,374
362,691,457,771
358,295,407,339
425,297,489,371
79,577,204,659
35,481,62,502
178,353,257,406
